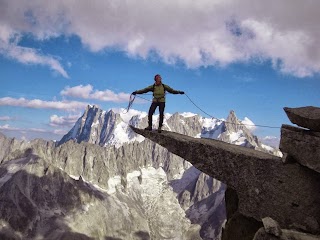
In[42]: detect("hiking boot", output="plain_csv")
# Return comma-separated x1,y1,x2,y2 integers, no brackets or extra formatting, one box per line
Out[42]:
144,126,152,131
157,126,162,133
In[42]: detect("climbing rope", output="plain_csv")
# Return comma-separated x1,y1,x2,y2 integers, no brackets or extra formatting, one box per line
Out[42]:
184,93,280,129
123,92,281,129
122,94,136,114
184,93,216,119
123,94,172,124
122,94,153,115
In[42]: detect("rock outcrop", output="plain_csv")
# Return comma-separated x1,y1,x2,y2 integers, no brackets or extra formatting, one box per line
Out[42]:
281,106,320,174
280,124,320,173
284,106,320,132
131,105,320,240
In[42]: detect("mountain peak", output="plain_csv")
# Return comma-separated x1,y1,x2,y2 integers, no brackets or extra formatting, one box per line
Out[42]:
224,110,242,133
58,106,142,147
216,110,265,150
229,110,236,117
86,104,99,111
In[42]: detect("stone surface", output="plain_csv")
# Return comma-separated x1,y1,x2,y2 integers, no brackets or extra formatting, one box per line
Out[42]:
284,106,320,132
222,212,262,240
262,217,282,237
280,124,320,173
221,187,263,240
280,229,320,240
254,227,320,240
253,228,279,240
281,152,296,164
131,126,320,234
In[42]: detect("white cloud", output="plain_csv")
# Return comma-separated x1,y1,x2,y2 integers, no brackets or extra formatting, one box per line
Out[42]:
60,85,93,99
0,124,48,133
0,124,18,131
239,19,318,77
0,124,66,141
61,84,130,103
53,129,68,135
0,97,88,111
0,116,12,121
259,135,280,148
1,0,320,77
49,114,80,127
0,25,69,78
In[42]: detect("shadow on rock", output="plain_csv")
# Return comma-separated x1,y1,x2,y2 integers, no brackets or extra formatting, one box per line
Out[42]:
0,155,108,239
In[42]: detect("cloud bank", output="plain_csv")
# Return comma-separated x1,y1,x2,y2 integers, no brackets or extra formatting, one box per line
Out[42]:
0,24,69,78
0,116,12,121
0,124,66,141
61,85,130,103
0,85,133,111
49,114,80,127
0,0,319,77
0,97,88,111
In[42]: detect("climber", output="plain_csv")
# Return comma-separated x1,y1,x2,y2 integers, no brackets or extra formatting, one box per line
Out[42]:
132,74,184,133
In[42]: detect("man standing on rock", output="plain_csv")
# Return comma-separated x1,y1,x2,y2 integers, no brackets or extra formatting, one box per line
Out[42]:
132,74,184,133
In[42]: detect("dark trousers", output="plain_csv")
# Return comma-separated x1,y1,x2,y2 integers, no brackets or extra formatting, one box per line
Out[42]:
148,102,165,127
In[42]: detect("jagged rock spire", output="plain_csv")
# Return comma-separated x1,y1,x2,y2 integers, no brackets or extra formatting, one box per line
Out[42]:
218,110,262,150
57,105,123,146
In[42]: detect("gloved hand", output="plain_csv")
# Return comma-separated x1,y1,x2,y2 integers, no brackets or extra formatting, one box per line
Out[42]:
179,91,185,94
132,91,137,95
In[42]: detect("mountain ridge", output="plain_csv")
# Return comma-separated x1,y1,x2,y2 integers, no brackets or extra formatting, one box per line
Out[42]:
57,105,281,156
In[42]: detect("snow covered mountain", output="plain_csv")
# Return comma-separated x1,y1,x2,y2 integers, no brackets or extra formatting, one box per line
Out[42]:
58,105,280,156
58,105,146,147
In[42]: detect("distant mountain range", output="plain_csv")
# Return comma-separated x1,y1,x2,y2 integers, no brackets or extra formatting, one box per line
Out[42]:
0,105,281,240
58,105,281,155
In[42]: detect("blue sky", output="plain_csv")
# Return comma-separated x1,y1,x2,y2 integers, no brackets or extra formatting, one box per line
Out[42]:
1,0,319,143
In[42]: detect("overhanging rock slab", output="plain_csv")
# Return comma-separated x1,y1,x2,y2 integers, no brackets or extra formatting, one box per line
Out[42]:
284,106,320,132
131,126,320,234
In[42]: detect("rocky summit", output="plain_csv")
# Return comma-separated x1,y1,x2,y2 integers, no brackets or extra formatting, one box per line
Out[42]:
131,106,320,240
0,105,282,240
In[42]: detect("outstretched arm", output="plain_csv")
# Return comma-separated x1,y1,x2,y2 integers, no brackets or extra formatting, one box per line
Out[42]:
164,84,184,94
132,85,153,95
